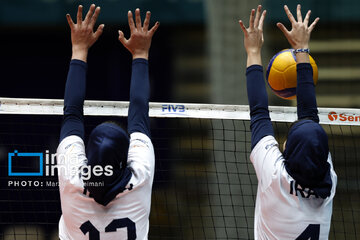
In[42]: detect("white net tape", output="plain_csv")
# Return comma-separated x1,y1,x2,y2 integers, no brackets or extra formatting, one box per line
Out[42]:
0,97,360,125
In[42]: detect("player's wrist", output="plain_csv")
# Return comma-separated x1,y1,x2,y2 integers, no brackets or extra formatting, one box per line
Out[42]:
246,47,262,55
295,52,310,63
246,52,262,67
71,48,88,62
72,43,90,52
132,51,149,60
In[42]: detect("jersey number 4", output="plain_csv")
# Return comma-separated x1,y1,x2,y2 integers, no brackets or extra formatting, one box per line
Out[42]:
296,224,320,240
80,218,136,240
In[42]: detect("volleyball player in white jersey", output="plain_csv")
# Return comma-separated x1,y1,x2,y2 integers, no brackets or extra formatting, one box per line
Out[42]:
56,4,159,240
239,5,337,239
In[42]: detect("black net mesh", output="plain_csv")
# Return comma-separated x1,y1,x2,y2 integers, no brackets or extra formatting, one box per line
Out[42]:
0,115,359,239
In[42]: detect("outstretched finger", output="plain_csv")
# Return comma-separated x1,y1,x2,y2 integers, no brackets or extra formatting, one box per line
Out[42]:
143,11,151,31
66,14,74,29
77,5,83,24
249,9,255,29
284,5,296,24
238,20,248,36
296,4,302,22
118,30,128,46
304,10,311,26
277,22,290,37
93,24,105,41
128,11,136,32
254,5,262,28
258,10,267,30
135,8,142,30
84,4,95,24
308,17,319,32
90,6,101,27
149,21,160,36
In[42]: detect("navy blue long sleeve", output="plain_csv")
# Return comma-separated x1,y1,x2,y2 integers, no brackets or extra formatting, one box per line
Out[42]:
246,65,274,149
128,58,151,138
60,59,86,142
296,63,319,122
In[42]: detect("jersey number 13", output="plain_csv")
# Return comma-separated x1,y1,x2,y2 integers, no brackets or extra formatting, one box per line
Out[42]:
80,218,136,240
296,224,320,240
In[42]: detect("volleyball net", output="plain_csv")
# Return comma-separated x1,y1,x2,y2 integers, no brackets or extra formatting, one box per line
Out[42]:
0,98,359,240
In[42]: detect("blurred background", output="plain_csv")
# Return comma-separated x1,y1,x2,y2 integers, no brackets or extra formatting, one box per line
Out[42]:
1,0,360,107
0,0,359,239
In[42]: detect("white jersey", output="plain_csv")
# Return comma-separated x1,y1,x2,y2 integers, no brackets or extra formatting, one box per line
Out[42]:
250,136,337,240
56,132,155,240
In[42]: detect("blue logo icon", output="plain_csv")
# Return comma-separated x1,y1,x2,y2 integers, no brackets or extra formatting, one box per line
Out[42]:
8,150,43,176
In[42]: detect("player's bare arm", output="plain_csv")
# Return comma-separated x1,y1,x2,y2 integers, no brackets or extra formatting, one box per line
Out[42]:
66,4,104,62
239,5,266,67
277,4,319,63
118,8,160,60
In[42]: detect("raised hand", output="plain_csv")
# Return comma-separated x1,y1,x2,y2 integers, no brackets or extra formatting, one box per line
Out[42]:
277,4,319,50
239,5,267,66
118,9,160,60
66,4,104,62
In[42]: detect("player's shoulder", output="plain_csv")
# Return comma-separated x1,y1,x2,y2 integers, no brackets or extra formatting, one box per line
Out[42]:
130,132,153,149
128,132,154,164
250,136,284,191
127,132,155,186
57,135,85,155
251,135,280,158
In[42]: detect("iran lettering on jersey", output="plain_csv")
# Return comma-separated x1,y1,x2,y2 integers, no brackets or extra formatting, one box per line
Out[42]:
250,136,337,240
